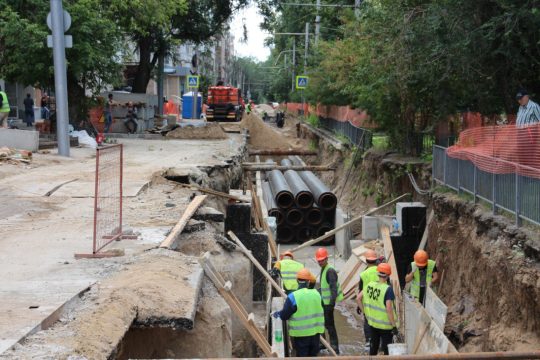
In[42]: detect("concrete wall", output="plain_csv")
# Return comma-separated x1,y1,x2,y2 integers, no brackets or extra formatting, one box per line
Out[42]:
0,129,39,152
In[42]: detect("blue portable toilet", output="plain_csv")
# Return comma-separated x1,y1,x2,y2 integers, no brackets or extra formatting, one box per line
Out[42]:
182,91,202,119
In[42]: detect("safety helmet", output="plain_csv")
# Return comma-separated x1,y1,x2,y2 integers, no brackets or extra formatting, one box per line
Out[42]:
297,268,312,281
414,250,429,267
315,248,329,261
309,273,316,284
280,251,294,260
377,263,392,276
365,249,378,262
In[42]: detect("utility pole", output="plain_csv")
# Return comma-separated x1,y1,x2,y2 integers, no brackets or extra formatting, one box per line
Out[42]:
157,51,164,116
191,49,198,120
291,38,296,92
304,22,309,72
50,0,70,157
315,0,321,45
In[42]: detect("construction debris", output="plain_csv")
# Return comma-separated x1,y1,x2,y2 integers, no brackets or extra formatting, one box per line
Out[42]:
0,146,32,164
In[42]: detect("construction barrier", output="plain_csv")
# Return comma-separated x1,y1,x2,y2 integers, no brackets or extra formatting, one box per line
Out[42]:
283,102,374,129
75,144,134,258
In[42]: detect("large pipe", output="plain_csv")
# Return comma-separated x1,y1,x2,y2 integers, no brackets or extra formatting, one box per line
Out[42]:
316,223,334,244
284,170,314,208
249,149,318,156
267,170,295,209
262,181,284,226
262,159,275,181
277,226,294,243
243,165,335,172
258,352,540,360
281,159,293,167
305,206,323,226
296,225,314,243
299,171,337,210
286,207,304,226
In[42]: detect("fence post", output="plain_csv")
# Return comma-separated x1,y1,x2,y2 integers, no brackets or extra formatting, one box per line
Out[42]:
457,159,461,194
473,163,477,203
515,171,521,226
492,172,497,215
443,149,447,185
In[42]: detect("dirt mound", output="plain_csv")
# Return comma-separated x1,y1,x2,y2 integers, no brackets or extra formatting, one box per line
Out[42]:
166,123,227,140
239,113,296,150
254,103,276,117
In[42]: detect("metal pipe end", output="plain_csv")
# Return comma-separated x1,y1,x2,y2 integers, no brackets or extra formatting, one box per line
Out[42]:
306,208,323,226
296,191,314,209
269,209,284,226
317,224,334,244
278,226,294,244
296,226,313,243
276,191,295,209
318,193,337,210
286,208,304,226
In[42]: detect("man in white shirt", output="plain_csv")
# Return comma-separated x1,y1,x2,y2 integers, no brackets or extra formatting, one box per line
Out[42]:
516,89,540,127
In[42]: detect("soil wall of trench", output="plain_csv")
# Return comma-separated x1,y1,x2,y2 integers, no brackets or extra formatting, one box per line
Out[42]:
299,123,540,351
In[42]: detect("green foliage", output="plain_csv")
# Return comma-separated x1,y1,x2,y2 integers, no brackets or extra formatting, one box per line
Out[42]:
307,114,320,127
308,139,318,151
372,135,389,151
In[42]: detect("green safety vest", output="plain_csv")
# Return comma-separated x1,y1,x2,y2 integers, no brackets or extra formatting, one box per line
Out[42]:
0,92,10,113
320,265,344,305
280,259,304,291
410,259,436,301
360,266,379,294
288,288,325,337
363,281,397,330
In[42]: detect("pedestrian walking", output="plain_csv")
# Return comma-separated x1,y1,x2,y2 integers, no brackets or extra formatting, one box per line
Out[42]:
123,101,138,134
356,249,380,351
516,89,540,127
358,263,399,355
0,86,11,128
315,247,343,354
273,268,325,357
104,94,115,133
405,249,438,305
23,93,35,127
272,251,305,294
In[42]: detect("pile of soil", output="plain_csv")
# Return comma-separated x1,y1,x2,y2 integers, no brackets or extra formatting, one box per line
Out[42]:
239,113,295,150
166,123,227,140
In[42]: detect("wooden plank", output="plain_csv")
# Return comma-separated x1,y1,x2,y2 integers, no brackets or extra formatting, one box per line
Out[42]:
342,262,367,296
418,209,434,250
159,195,207,249
424,286,448,331
174,182,249,203
249,149,318,156
199,255,274,357
227,231,337,357
290,193,411,253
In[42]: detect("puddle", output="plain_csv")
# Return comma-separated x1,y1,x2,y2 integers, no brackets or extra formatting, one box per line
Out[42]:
334,301,366,355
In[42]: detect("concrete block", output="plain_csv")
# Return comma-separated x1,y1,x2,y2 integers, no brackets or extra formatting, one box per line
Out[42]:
236,232,268,301
182,219,206,233
396,202,426,235
334,208,352,259
362,216,379,240
0,129,39,152
193,206,225,222
225,203,251,235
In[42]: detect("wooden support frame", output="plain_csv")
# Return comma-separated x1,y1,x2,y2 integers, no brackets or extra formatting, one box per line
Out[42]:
289,193,411,253
174,182,249,203
228,231,337,357
159,195,207,249
242,164,335,172
199,253,276,357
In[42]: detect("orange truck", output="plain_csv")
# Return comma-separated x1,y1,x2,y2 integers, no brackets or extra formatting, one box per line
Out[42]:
206,86,244,122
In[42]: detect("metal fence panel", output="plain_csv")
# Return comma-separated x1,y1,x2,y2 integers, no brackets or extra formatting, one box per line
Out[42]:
459,160,475,193
476,169,493,202
318,117,373,151
495,174,516,213
445,156,459,190
432,146,445,182
520,175,540,224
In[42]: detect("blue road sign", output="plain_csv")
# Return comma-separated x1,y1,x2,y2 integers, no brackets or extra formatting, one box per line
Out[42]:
187,75,199,88
296,76,309,89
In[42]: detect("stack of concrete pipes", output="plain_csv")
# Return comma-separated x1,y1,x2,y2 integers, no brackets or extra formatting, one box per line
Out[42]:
262,159,337,244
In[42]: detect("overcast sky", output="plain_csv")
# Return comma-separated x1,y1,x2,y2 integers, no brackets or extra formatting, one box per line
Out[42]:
230,4,271,62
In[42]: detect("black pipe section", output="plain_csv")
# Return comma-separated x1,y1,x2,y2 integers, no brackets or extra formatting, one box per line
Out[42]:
268,208,284,226
262,181,284,226
278,226,294,244
316,223,335,245
305,206,323,226
299,171,338,210
296,225,314,243
268,170,295,209
284,170,314,209
286,207,304,226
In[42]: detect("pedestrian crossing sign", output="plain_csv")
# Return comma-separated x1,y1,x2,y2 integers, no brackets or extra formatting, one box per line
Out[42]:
187,75,199,88
296,76,309,89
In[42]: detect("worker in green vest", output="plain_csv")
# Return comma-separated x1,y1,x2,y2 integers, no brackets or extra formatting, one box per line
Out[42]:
315,247,343,354
405,249,438,306
273,251,305,294
273,268,325,357
0,86,11,128
356,249,380,351
358,263,399,355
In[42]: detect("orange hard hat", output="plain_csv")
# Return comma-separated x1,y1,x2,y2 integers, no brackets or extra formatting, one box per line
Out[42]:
280,251,294,260
377,263,392,276
309,273,317,284
365,249,378,262
414,250,429,267
315,248,329,261
297,268,312,281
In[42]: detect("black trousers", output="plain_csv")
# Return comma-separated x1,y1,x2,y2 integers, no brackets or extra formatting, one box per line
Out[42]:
293,334,320,357
323,305,339,354
363,314,371,342
369,326,393,355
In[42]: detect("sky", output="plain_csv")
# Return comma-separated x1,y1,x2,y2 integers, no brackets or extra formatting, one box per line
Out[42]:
230,4,271,62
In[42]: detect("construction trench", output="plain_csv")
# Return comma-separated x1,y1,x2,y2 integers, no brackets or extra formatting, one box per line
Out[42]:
0,109,539,359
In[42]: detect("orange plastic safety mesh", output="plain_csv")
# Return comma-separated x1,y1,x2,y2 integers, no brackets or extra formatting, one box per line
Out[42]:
447,124,540,178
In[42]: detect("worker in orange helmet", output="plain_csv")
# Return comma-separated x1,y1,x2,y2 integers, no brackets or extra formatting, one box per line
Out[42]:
358,263,399,355
273,268,325,357
315,247,343,354
405,249,438,306
273,251,305,294
356,249,380,351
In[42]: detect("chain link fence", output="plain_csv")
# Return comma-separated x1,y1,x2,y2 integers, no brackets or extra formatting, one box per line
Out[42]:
432,145,540,226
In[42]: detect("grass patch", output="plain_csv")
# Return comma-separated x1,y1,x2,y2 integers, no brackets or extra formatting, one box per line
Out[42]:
372,134,389,150
307,114,320,127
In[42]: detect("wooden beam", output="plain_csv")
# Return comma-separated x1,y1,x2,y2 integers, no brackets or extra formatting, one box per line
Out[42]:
174,182,249,203
248,149,318,156
289,193,411,253
227,231,337,357
242,165,335,172
418,209,434,251
159,195,207,249
199,254,275,357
